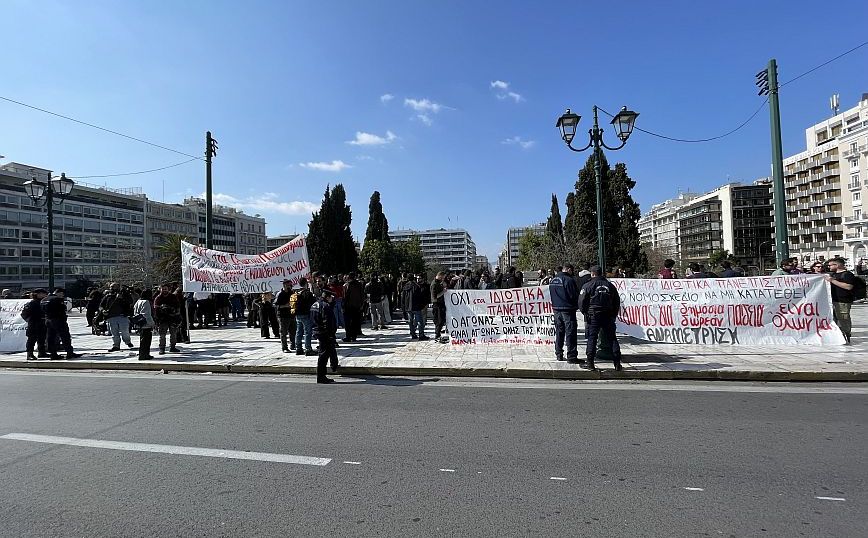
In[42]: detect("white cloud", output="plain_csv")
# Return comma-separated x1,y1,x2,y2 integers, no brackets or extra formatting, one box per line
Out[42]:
502,136,536,149
491,80,524,102
404,98,446,113
209,192,318,216
346,130,397,146
356,155,375,161
298,160,352,172
415,113,432,126
380,93,394,103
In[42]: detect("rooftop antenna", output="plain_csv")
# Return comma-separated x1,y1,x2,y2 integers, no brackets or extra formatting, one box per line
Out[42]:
830,94,840,117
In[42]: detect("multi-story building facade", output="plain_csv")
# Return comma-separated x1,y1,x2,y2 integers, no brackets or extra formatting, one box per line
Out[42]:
267,234,298,251
474,255,490,272
506,223,545,269
183,197,266,253
779,96,868,264
144,201,198,260
389,228,477,271
0,162,146,291
638,193,699,258
674,181,773,271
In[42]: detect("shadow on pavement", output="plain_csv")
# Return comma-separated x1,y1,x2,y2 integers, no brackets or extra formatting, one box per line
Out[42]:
339,375,440,386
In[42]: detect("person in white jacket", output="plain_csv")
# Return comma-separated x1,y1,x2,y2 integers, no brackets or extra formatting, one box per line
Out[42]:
133,288,156,360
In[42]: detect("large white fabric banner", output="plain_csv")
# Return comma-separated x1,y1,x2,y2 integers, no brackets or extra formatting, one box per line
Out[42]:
613,274,845,345
0,299,28,352
445,275,845,346
445,286,555,345
181,235,310,294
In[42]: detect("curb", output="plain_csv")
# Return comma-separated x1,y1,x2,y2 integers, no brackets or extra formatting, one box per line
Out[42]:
2,360,867,382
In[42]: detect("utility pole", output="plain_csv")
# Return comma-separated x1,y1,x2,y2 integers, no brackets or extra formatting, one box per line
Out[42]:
757,59,789,265
205,131,218,249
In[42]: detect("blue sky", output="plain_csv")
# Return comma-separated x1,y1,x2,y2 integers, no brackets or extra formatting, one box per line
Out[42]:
2,0,867,260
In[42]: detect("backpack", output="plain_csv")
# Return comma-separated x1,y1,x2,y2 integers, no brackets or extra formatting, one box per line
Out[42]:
289,292,299,314
589,283,615,311
852,275,867,301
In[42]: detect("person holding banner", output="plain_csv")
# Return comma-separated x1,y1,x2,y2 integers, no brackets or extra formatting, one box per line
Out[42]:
549,264,580,363
579,266,622,371
311,289,340,384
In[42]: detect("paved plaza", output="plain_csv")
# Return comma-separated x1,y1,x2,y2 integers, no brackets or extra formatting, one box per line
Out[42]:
3,306,868,380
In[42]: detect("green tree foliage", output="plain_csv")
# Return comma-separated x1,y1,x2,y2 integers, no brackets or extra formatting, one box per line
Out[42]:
364,191,390,243
394,237,426,274
154,234,186,284
707,249,735,270
358,239,393,275
308,184,358,274
545,193,564,247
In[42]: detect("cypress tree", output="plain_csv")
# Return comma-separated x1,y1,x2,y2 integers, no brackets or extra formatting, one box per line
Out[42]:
364,191,390,243
308,184,357,274
607,162,648,273
545,193,564,247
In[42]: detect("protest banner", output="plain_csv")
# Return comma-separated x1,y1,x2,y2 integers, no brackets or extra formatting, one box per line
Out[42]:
0,300,28,353
445,286,555,345
445,275,845,346
613,274,845,345
181,235,310,294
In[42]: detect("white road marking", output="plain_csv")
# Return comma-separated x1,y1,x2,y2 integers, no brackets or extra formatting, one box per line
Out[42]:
0,433,331,466
550,477,567,481
439,468,456,472
2,370,867,394
815,496,846,502
684,487,705,491
342,461,362,465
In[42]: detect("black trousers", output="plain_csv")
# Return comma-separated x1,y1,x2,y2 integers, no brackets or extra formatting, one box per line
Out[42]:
585,315,621,362
139,328,153,359
278,315,296,350
260,309,279,338
343,305,362,340
554,310,578,359
317,337,338,380
46,319,74,356
433,303,446,337
26,322,46,355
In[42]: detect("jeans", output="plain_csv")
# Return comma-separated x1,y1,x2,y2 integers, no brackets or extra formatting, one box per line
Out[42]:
334,298,345,328
554,310,578,359
585,314,621,363
409,310,425,337
833,301,852,340
157,322,178,351
370,300,387,328
296,314,312,351
107,316,132,348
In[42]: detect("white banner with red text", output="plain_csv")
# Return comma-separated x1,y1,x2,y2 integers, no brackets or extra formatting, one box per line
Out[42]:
181,235,310,294
445,275,845,346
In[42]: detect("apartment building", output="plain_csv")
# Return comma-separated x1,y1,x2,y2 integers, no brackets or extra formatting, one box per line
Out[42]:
145,201,198,260
0,162,146,291
474,255,490,272
389,228,477,271
505,223,545,269
267,234,298,251
638,193,699,258
839,94,868,263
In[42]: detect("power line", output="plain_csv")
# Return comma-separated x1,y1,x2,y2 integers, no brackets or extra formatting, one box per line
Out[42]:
67,157,199,179
0,95,204,161
599,99,768,143
779,39,868,87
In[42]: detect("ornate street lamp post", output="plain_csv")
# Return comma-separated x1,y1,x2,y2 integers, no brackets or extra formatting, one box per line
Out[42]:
556,106,639,273
23,172,75,290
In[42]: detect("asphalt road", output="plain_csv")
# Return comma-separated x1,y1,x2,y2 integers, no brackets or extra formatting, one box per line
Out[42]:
0,370,865,537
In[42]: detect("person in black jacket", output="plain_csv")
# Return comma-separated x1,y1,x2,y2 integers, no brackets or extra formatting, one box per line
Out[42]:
405,274,431,340
258,292,280,339
579,266,622,371
85,288,102,327
42,288,82,360
549,264,579,362
311,289,339,384
100,282,134,352
22,288,48,360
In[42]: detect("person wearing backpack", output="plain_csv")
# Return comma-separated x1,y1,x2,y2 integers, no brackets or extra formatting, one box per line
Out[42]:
825,257,862,343
23,288,48,360
579,266,622,371
549,264,579,363
275,279,297,353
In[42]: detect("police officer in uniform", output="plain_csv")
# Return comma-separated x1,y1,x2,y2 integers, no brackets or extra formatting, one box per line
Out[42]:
23,288,49,360
578,266,622,371
549,264,580,363
311,289,340,384
42,288,82,360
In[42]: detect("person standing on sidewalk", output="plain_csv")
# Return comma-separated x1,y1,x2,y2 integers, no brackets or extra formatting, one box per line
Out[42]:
431,272,448,342
258,292,280,339
406,274,430,340
327,276,345,330
579,266,622,371
154,283,181,355
311,289,340,384
133,288,156,360
22,288,48,360
342,273,365,342
365,274,388,330
294,278,316,355
42,288,82,360
100,282,134,352
825,257,860,344
275,280,297,352
549,264,579,363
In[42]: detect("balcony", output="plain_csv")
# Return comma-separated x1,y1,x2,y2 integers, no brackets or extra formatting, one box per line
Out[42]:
845,215,868,224
844,232,868,243
848,181,862,190
820,168,841,179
